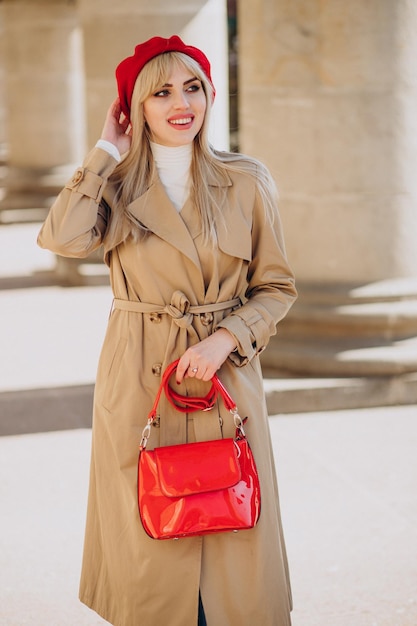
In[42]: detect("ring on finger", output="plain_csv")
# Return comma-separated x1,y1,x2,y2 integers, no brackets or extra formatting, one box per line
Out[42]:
191,367,198,373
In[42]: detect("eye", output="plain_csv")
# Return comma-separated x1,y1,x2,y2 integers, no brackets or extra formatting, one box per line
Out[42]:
153,89,170,97
186,83,201,93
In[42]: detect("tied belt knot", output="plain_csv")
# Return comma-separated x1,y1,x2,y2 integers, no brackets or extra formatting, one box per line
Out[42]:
112,290,241,326
163,291,193,328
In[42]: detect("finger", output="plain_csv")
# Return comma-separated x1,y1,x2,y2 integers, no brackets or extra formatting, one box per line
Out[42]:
119,117,129,133
188,365,199,378
175,358,190,384
195,364,216,381
198,366,215,381
112,96,121,111
108,97,121,118
201,370,213,382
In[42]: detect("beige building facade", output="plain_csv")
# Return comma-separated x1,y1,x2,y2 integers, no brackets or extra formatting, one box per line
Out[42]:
1,0,417,377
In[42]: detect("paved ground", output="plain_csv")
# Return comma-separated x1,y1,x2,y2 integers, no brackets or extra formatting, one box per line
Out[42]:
1,222,417,625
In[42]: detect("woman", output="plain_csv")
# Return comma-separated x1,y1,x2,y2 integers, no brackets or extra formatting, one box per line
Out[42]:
38,35,297,626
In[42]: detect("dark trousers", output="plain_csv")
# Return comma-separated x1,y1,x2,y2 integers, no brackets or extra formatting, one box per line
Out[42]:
198,592,207,626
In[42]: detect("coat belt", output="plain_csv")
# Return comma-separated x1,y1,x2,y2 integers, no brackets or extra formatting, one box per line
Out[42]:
112,291,241,329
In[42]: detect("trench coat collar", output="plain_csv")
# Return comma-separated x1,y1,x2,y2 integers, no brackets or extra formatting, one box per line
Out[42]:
126,170,232,270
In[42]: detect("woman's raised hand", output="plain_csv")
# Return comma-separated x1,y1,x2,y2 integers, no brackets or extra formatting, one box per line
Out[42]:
100,98,132,156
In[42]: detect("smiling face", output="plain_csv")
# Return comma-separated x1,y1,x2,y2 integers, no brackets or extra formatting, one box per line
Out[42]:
142,62,207,147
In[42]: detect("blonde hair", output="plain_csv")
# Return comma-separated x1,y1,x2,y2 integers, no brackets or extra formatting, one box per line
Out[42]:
105,51,278,249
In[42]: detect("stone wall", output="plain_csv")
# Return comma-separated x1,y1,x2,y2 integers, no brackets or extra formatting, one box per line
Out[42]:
239,0,417,375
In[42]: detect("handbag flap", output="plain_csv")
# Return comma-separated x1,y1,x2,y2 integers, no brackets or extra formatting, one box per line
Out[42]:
154,438,241,497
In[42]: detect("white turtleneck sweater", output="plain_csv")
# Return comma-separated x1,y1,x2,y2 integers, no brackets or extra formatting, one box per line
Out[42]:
150,141,192,212
95,139,192,213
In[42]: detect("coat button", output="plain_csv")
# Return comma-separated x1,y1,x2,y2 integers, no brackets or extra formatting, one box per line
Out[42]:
200,312,213,326
71,168,84,185
152,363,162,376
149,312,162,323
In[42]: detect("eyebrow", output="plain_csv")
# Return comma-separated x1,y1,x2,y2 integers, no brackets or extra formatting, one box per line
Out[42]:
161,77,201,88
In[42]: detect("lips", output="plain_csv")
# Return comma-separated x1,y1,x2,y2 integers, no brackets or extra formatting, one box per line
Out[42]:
168,115,194,126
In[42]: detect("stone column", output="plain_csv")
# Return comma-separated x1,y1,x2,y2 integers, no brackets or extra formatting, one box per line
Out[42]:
77,0,229,150
239,0,417,376
0,4,7,168
0,0,85,220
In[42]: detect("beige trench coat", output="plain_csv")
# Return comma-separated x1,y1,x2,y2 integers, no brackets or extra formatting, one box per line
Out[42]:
38,147,297,626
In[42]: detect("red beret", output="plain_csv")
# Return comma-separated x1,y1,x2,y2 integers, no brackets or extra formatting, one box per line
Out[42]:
115,35,215,119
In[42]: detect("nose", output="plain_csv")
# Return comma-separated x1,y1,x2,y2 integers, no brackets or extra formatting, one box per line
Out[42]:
173,90,189,109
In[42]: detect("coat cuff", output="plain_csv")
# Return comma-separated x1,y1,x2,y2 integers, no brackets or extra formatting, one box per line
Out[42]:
64,147,118,202
216,308,272,367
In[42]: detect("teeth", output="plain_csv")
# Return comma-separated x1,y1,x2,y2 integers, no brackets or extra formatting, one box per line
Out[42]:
169,117,192,125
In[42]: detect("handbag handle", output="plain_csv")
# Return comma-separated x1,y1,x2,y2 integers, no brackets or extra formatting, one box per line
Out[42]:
140,359,244,449
150,359,236,417
165,359,237,412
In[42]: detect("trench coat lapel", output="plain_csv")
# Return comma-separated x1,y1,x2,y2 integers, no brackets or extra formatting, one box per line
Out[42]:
126,178,201,269
126,170,233,271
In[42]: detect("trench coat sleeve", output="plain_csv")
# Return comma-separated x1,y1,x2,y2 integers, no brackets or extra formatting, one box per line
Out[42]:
37,147,117,258
216,185,297,366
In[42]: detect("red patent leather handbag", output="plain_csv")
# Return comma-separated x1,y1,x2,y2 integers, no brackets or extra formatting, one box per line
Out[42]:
137,360,261,540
